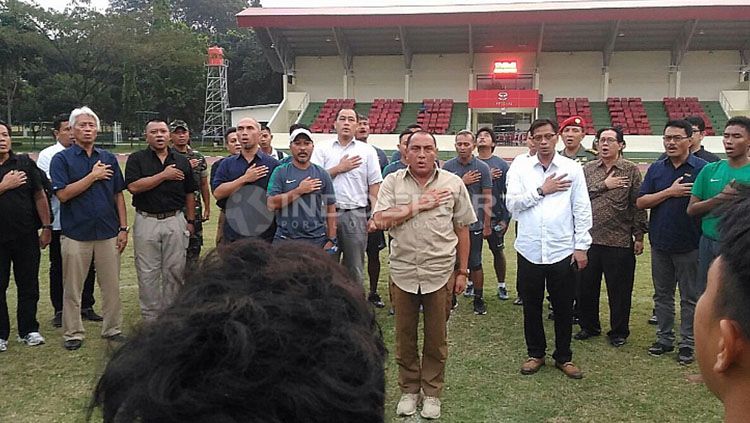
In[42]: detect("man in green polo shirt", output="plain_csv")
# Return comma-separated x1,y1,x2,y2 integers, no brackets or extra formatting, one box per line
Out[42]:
688,116,750,295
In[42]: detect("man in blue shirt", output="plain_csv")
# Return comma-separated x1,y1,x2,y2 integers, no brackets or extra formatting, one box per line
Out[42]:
267,128,336,249
212,118,279,243
475,127,512,301
443,130,492,315
383,129,411,179
637,119,708,365
50,107,129,351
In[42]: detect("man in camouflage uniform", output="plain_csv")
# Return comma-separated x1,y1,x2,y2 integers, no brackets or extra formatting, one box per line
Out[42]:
169,120,210,268
559,116,598,164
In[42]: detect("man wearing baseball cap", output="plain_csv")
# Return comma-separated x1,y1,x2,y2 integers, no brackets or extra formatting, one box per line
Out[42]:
559,116,598,164
267,128,337,250
169,120,209,268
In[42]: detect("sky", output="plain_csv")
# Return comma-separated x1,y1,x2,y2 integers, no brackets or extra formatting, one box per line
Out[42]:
34,0,535,12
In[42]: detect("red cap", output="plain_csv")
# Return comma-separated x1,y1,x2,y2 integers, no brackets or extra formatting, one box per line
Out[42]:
559,116,586,132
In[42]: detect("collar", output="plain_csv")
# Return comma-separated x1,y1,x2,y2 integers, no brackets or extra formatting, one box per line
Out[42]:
72,143,100,156
456,155,476,166
595,157,625,169
0,151,18,165
660,153,701,169
333,138,356,148
404,165,439,185
147,146,175,158
534,152,562,169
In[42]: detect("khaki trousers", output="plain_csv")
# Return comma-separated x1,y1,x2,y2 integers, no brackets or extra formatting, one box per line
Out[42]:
392,279,451,398
61,237,122,341
133,212,189,321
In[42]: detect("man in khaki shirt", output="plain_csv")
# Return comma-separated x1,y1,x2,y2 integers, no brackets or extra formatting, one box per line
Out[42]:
373,131,475,419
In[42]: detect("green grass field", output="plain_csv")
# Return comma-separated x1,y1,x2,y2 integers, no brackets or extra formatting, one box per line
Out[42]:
0,194,721,422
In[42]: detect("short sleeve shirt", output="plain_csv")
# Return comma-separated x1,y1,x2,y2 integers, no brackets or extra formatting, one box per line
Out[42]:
691,160,750,240
478,155,511,223
374,167,476,294
0,152,44,242
442,156,492,230
124,148,196,213
638,155,707,253
267,162,336,240
174,148,208,198
310,139,383,209
50,144,126,241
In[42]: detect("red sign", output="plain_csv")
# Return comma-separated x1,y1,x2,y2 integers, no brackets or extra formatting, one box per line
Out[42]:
493,61,518,78
468,90,539,109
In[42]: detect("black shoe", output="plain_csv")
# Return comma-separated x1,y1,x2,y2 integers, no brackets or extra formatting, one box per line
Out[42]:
63,339,82,350
609,337,627,347
648,342,674,356
573,316,580,325
678,347,694,365
648,314,658,325
81,308,103,322
473,297,487,315
574,329,600,340
367,292,385,308
51,311,62,328
102,333,127,343
513,297,523,306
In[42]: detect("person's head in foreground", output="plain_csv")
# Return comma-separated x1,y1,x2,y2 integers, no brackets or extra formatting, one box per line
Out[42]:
90,240,387,423
696,185,750,422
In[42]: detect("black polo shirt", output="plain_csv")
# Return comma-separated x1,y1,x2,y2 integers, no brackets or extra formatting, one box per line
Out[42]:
0,152,43,242
125,147,196,214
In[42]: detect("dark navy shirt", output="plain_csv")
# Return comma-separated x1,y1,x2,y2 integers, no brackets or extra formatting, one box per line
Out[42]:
50,144,125,241
212,151,280,242
0,152,44,242
267,162,336,240
382,160,407,178
443,156,492,231
479,155,511,223
638,154,707,253
372,145,389,172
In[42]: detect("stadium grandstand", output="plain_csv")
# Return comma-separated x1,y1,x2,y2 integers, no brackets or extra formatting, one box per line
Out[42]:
232,1,750,158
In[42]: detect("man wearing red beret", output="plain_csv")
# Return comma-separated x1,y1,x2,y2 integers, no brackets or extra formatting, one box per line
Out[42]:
559,116,598,164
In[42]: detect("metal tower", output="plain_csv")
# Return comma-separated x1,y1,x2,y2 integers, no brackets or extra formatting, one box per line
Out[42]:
202,46,230,145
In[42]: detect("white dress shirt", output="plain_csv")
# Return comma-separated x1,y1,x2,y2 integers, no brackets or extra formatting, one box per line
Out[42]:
506,152,592,264
311,138,383,209
37,141,66,230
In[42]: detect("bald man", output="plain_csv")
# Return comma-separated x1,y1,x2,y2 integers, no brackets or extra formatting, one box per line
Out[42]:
212,118,280,243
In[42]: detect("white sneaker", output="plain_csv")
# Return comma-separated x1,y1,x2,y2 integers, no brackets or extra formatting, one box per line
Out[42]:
396,393,421,416
0,339,7,352
420,396,442,419
18,332,45,346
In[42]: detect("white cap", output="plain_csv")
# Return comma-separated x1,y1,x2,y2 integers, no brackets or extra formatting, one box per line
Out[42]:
289,128,314,143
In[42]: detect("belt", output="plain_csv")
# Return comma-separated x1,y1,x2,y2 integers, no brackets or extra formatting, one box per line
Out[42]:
137,210,180,220
336,206,367,212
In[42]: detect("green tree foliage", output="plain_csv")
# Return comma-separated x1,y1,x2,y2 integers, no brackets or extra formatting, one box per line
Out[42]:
2,0,281,130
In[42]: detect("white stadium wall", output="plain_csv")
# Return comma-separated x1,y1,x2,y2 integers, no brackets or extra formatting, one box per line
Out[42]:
608,51,671,99
294,56,343,102
680,51,742,100
537,52,604,101
351,56,404,100
409,54,471,101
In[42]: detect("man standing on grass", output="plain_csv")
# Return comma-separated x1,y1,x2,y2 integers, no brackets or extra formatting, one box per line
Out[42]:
506,118,592,380
577,127,648,348
559,116,597,163
37,116,101,328
443,130,492,315
312,109,382,303
688,116,750,299
169,120,209,268
125,119,196,321
0,120,51,352
356,115,389,308
382,129,412,178
373,130,475,419
475,127,511,301
637,119,707,366
210,127,240,246
212,117,280,243
267,127,337,249
259,123,285,161
50,106,128,351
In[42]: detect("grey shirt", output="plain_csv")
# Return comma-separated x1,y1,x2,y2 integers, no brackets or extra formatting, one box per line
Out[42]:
443,156,492,231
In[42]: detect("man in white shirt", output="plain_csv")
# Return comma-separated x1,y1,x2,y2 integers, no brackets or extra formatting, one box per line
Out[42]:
506,118,592,379
312,108,382,291
36,116,100,328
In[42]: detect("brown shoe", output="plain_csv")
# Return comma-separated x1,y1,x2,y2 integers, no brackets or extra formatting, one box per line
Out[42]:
555,361,583,379
520,357,545,375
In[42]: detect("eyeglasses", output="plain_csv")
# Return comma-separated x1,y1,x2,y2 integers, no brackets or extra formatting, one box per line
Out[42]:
531,133,557,142
598,137,620,145
662,135,689,142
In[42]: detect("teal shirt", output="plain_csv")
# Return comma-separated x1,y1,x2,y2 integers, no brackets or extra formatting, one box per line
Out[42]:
692,160,750,240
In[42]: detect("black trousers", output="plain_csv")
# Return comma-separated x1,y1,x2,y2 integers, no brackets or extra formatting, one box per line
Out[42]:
0,232,41,339
518,253,575,363
579,244,636,339
49,230,96,313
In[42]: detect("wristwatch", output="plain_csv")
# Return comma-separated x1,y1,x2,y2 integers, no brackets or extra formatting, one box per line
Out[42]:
118,226,129,233
536,187,546,197
42,224,53,230
326,237,338,245
457,269,469,276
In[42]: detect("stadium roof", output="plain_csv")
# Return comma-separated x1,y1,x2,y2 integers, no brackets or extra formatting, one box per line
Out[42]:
237,1,750,74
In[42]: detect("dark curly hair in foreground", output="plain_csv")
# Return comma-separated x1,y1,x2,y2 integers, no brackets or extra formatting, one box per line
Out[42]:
89,240,387,423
